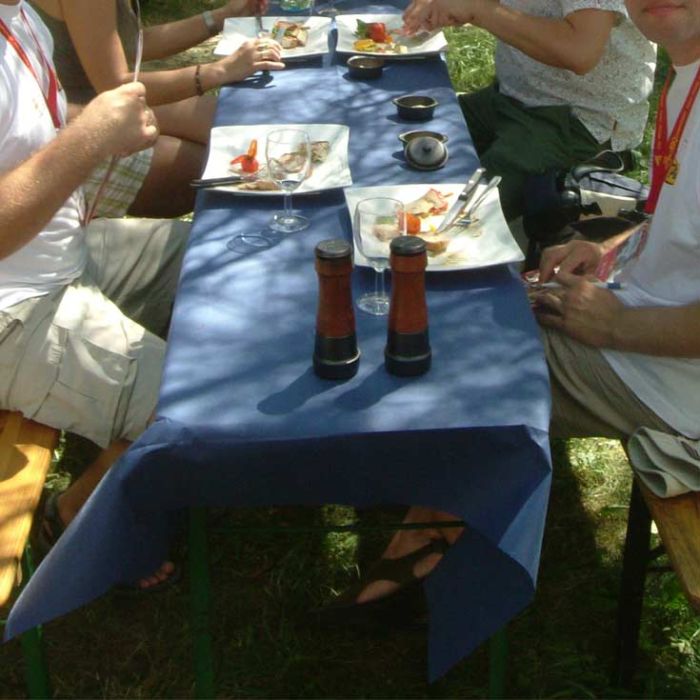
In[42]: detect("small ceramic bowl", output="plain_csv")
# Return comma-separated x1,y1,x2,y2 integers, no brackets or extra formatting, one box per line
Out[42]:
398,130,448,145
346,56,385,80
393,95,438,121
404,135,448,170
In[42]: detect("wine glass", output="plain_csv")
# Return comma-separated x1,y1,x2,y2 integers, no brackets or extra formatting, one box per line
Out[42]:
266,128,312,233
353,197,406,315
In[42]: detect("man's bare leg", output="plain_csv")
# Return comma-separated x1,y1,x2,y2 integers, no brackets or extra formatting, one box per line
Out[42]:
55,439,129,524
51,438,175,589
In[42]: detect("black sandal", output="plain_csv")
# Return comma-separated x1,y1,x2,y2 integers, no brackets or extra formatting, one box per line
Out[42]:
319,538,449,614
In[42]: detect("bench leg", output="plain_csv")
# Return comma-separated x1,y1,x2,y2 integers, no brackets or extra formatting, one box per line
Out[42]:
20,549,51,699
189,507,216,699
488,627,508,698
612,480,651,688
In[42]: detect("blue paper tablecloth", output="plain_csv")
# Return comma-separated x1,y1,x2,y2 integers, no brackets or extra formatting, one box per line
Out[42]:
6,6,552,681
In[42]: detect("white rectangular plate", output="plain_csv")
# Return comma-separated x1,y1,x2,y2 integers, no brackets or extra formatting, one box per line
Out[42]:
335,14,447,57
344,183,524,271
214,16,331,60
202,123,352,195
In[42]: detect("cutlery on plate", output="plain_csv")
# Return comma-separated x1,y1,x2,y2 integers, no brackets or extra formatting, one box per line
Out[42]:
434,166,486,233
394,28,433,46
455,175,502,226
190,175,245,189
256,14,272,76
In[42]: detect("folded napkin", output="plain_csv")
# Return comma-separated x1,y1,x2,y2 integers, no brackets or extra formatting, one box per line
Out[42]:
628,428,700,498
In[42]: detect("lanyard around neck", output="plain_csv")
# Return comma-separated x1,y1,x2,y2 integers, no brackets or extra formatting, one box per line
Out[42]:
0,9,62,129
645,64,700,214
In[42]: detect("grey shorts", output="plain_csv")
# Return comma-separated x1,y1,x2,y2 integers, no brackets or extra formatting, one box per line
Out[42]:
0,217,190,448
543,328,676,440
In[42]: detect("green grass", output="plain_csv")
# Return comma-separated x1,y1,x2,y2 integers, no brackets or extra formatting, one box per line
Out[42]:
1,5,699,699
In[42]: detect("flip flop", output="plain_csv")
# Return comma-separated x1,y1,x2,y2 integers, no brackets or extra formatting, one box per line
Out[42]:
318,538,449,614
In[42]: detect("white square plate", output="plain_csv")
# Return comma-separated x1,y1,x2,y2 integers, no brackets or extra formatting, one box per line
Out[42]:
344,183,524,271
335,14,447,57
214,16,331,60
202,123,352,195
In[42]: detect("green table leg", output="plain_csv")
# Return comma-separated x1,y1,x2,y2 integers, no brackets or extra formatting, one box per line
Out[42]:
189,508,215,699
488,627,508,699
20,549,51,699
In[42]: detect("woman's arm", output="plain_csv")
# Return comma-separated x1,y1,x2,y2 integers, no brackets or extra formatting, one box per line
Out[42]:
141,0,264,61
54,0,282,106
405,0,617,74
470,1,617,75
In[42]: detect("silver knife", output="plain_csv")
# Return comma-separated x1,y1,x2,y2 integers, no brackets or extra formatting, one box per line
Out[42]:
190,175,245,189
435,167,486,233
456,175,502,225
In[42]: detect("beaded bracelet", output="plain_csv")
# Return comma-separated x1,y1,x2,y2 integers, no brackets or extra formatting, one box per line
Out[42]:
194,64,204,96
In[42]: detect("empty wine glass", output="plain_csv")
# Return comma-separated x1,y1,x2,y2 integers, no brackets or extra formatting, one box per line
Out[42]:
266,128,312,233
353,197,406,315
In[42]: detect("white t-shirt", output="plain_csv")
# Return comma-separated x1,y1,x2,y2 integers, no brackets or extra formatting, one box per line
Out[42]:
495,0,657,152
603,60,700,438
0,0,86,310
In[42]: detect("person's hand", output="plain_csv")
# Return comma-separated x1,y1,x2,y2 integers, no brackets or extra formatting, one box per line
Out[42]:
403,0,435,33
82,82,158,158
219,38,284,83
221,0,269,19
403,0,477,33
538,238,604,283
533,270,624,347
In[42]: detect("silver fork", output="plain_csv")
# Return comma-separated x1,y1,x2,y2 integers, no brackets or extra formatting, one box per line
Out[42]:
455,175,502,226
255,14,271,77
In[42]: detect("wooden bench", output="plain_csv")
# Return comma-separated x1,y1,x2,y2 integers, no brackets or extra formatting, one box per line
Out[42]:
0,410,59,698
613,477,700,687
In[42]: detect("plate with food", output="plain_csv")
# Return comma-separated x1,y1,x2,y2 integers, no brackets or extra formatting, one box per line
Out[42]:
201,123,352,195
214,16,332,60
335,14,447,57
344,183,524,271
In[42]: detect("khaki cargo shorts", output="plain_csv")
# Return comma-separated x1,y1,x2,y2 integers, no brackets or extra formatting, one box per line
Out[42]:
0,217,190,448
542,327,675,441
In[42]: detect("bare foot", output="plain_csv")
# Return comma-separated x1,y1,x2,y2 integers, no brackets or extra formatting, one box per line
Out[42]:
354,506,464,605
138,561,176,590
355,543,444,604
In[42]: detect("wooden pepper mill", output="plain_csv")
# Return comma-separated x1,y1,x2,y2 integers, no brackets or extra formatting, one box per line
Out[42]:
385,235,431,376
313,239,360,380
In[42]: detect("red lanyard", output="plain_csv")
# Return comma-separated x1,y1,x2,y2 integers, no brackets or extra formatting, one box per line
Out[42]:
645,64,700,214
0,9,62,129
